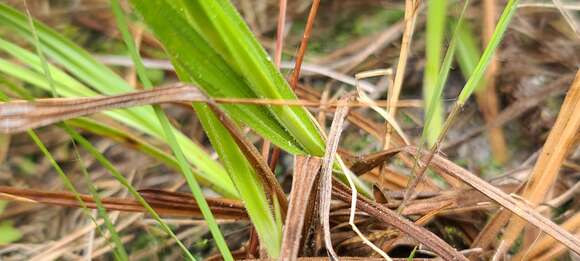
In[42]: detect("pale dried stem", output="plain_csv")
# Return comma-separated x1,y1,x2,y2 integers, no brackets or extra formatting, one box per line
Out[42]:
497,69,580,256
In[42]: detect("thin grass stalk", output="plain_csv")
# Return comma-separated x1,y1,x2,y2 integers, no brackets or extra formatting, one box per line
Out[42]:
384,0,419,149
479,0,508,163
110,0,231,259
23,3,129,257
289,0,320,90
400,0,519,210
74,144,128,261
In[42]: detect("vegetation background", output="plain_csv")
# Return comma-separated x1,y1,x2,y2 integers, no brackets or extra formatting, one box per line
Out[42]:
0,0,578,260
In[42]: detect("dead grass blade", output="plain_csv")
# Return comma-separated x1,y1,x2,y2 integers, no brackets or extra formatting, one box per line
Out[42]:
513,212,580,260
331,180,469,261
476,0,509,164
0,186,247,219
0,84,201,133
385,0,420,149
0,84,418,134
319,95,353,260
468,184,524,254
349,147,405,175
498,69,580,255
280,156,322,261
402,145,580,254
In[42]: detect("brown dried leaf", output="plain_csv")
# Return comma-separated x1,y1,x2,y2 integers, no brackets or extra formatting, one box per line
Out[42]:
280,156,322,261
402,146,580,254
319,95,353,260
331,179,469,261
499,69,580,254
0,186,247,219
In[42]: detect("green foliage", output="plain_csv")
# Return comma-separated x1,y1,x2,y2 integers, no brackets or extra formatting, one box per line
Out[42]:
111,0,232,258
422,1,469,144
129,0,325,156
422,0,448,146
457,0,520,104
194,103,281,257
0,221,21,244
0,3,237,197
455,20,485,92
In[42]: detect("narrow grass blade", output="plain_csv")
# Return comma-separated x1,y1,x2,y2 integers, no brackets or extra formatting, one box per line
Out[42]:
64,127,197,260
74,145,128,261
194,103,281,258
422,0,448,146
456,0,519,105
422,1,469,143
0,3,237,197
23,6,193,258
23,6,128,258
455,21,485,92
110,0,232,259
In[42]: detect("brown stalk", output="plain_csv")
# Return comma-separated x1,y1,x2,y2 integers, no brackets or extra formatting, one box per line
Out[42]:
331,179,469,261
468,183,525,254
497,69,580,255
384,0,420,149
0,84,420,135
513,212,580,260
0,186,247,219
401,145,580,254
319,95,353,260
280,156,322,261
475,0,509,164
289,0,320,90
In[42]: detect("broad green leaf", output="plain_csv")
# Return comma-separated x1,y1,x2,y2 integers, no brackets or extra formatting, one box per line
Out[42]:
129,0,325,156
195,103,281,258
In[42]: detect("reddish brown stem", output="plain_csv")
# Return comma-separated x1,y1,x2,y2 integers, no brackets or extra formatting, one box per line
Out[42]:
289,0,321,90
